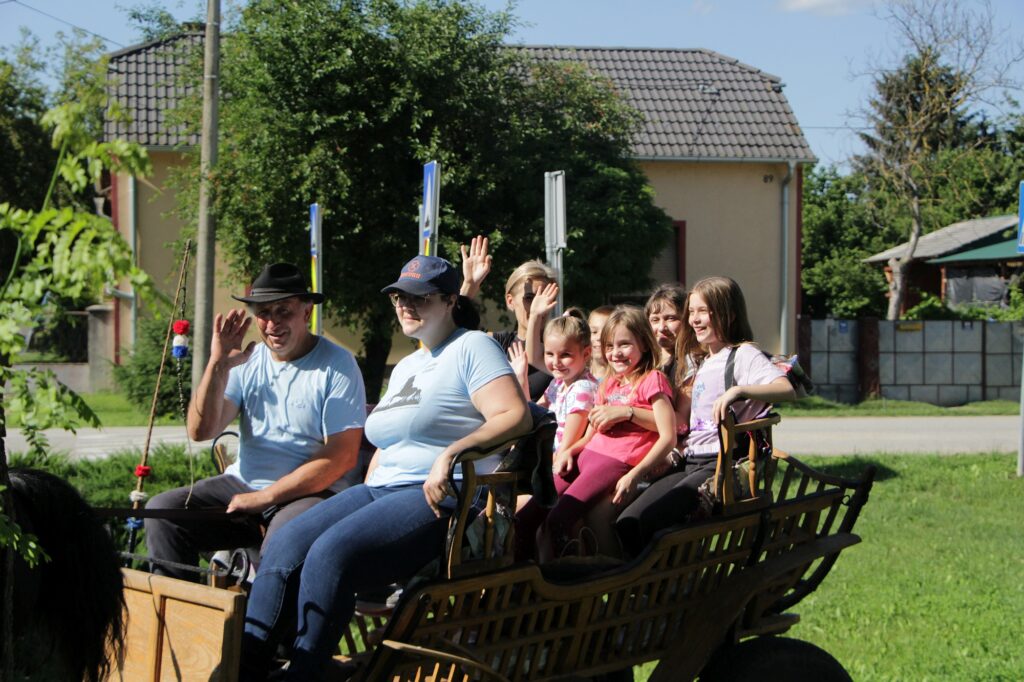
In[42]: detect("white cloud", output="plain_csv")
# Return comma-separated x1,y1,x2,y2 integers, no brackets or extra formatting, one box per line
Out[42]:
777,0,874,16
690,0,714,16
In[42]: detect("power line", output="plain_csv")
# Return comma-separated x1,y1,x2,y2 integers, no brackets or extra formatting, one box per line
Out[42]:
8,0,125,48
802,125,871,131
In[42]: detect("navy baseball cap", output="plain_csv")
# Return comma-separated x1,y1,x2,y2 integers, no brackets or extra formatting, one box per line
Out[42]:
381,255,460,296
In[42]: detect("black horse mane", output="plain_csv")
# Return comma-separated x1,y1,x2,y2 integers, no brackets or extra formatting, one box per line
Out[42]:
6,468,125,681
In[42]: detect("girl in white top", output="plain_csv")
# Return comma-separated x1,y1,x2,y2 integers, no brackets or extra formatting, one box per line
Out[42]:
511,309,599,467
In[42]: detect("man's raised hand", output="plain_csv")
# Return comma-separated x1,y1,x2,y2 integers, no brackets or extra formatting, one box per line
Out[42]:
211,308,256,368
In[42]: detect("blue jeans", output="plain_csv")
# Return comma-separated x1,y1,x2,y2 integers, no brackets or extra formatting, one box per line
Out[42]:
240,483,454,681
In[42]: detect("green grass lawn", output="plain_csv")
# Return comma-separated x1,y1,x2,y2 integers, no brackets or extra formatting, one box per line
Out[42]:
635,453,1024,680
790,453,1024,680
778,396,1019,417
5,391,182,428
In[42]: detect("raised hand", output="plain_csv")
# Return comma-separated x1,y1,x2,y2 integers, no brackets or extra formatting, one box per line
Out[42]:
459,235,492,298
507,340,529,397
530,281,559,320
211,308,256,369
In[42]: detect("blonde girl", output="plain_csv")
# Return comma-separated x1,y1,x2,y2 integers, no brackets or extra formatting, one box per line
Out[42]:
615,276,797,556
516,306,676,561
536,311,599,469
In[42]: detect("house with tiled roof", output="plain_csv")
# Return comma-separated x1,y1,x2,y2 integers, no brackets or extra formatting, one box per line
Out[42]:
865,214,1021,309
102,33,814,369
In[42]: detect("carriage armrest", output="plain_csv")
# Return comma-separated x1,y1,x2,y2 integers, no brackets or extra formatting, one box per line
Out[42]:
444,409,557,578
714,411,782,510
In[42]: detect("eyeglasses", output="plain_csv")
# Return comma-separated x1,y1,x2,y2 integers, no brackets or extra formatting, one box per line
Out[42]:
389,292,437,308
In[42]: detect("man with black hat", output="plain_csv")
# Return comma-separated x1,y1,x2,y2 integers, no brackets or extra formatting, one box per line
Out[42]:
145,263,367,580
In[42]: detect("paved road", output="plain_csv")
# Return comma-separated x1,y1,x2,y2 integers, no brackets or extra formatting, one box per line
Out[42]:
4,425,216,460
4,416,1020,458
773,415,1018,455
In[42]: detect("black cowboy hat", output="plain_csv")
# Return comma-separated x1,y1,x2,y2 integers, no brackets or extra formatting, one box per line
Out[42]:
231,263,325,304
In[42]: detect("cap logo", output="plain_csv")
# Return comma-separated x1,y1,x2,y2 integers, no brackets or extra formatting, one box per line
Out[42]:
408,260,421,272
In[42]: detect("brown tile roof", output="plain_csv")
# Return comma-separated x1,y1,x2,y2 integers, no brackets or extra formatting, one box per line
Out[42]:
521,46,814,162
106,37,815,162
104,32,203,149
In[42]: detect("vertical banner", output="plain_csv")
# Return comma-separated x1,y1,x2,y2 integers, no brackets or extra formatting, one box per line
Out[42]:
419,161,441,256
544,171,567,315
309,203,323,336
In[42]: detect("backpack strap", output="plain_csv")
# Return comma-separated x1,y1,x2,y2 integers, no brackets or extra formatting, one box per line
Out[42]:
724,345,738,389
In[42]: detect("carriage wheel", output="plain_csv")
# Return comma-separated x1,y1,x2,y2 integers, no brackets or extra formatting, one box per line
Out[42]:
699,637,851,682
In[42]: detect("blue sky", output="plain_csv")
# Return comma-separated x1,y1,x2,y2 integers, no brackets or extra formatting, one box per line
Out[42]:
3,0,1023,167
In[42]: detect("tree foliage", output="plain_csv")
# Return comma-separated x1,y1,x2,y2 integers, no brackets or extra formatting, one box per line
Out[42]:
801,166,893,318
0,49,54,211
173,0,672,397
854,0,1023,320
802,1,1024,320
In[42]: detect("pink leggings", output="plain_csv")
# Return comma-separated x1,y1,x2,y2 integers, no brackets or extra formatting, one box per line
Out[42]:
515,449,632,560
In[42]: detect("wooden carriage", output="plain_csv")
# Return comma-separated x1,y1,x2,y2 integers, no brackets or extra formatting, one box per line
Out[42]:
108,413,874,681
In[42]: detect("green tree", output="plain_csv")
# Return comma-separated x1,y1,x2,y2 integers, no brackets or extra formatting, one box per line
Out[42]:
174,0,671,397
856,0,1023,320
801,166,896,318
0,52,54,210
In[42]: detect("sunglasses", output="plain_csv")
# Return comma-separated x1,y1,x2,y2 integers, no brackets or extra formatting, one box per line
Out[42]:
388,292,439,308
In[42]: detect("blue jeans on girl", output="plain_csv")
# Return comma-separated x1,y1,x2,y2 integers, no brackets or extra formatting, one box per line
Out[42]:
239,483,454,681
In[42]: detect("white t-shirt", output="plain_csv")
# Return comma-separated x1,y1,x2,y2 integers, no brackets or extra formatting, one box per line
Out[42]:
365,328,513,488
686,343,784,456
224,338,367,491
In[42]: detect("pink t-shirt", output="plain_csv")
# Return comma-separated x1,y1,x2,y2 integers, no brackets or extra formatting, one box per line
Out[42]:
686,344,784,456
544,372,599,452
585,370,674,466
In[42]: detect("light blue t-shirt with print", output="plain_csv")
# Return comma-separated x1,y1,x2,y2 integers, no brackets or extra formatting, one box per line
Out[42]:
223,337,366,492
364,328,513,488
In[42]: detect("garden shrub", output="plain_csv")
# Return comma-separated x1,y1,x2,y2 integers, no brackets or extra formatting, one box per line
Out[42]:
11,444,218,551
113,314,192,418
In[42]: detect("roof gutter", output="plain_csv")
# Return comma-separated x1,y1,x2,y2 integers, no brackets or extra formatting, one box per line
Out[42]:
633,155,818,165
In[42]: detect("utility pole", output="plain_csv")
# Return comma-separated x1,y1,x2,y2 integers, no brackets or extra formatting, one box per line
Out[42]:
193,0,220,390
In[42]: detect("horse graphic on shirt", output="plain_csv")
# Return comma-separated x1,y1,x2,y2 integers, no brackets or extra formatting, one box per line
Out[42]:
376,376,421,411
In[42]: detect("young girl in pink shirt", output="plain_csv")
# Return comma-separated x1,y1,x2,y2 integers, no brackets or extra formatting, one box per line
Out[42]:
516,305,676,561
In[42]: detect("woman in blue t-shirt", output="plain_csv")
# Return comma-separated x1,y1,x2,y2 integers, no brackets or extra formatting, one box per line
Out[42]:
240,256,531,681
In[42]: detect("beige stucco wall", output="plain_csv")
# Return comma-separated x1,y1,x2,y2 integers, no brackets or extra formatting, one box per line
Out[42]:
109,154,800,373
639,160,800,355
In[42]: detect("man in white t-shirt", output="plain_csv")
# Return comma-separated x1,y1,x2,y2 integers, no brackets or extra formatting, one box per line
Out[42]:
145,263,366,580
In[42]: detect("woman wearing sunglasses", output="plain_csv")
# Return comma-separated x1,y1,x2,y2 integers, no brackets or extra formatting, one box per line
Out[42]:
240,255,531,681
